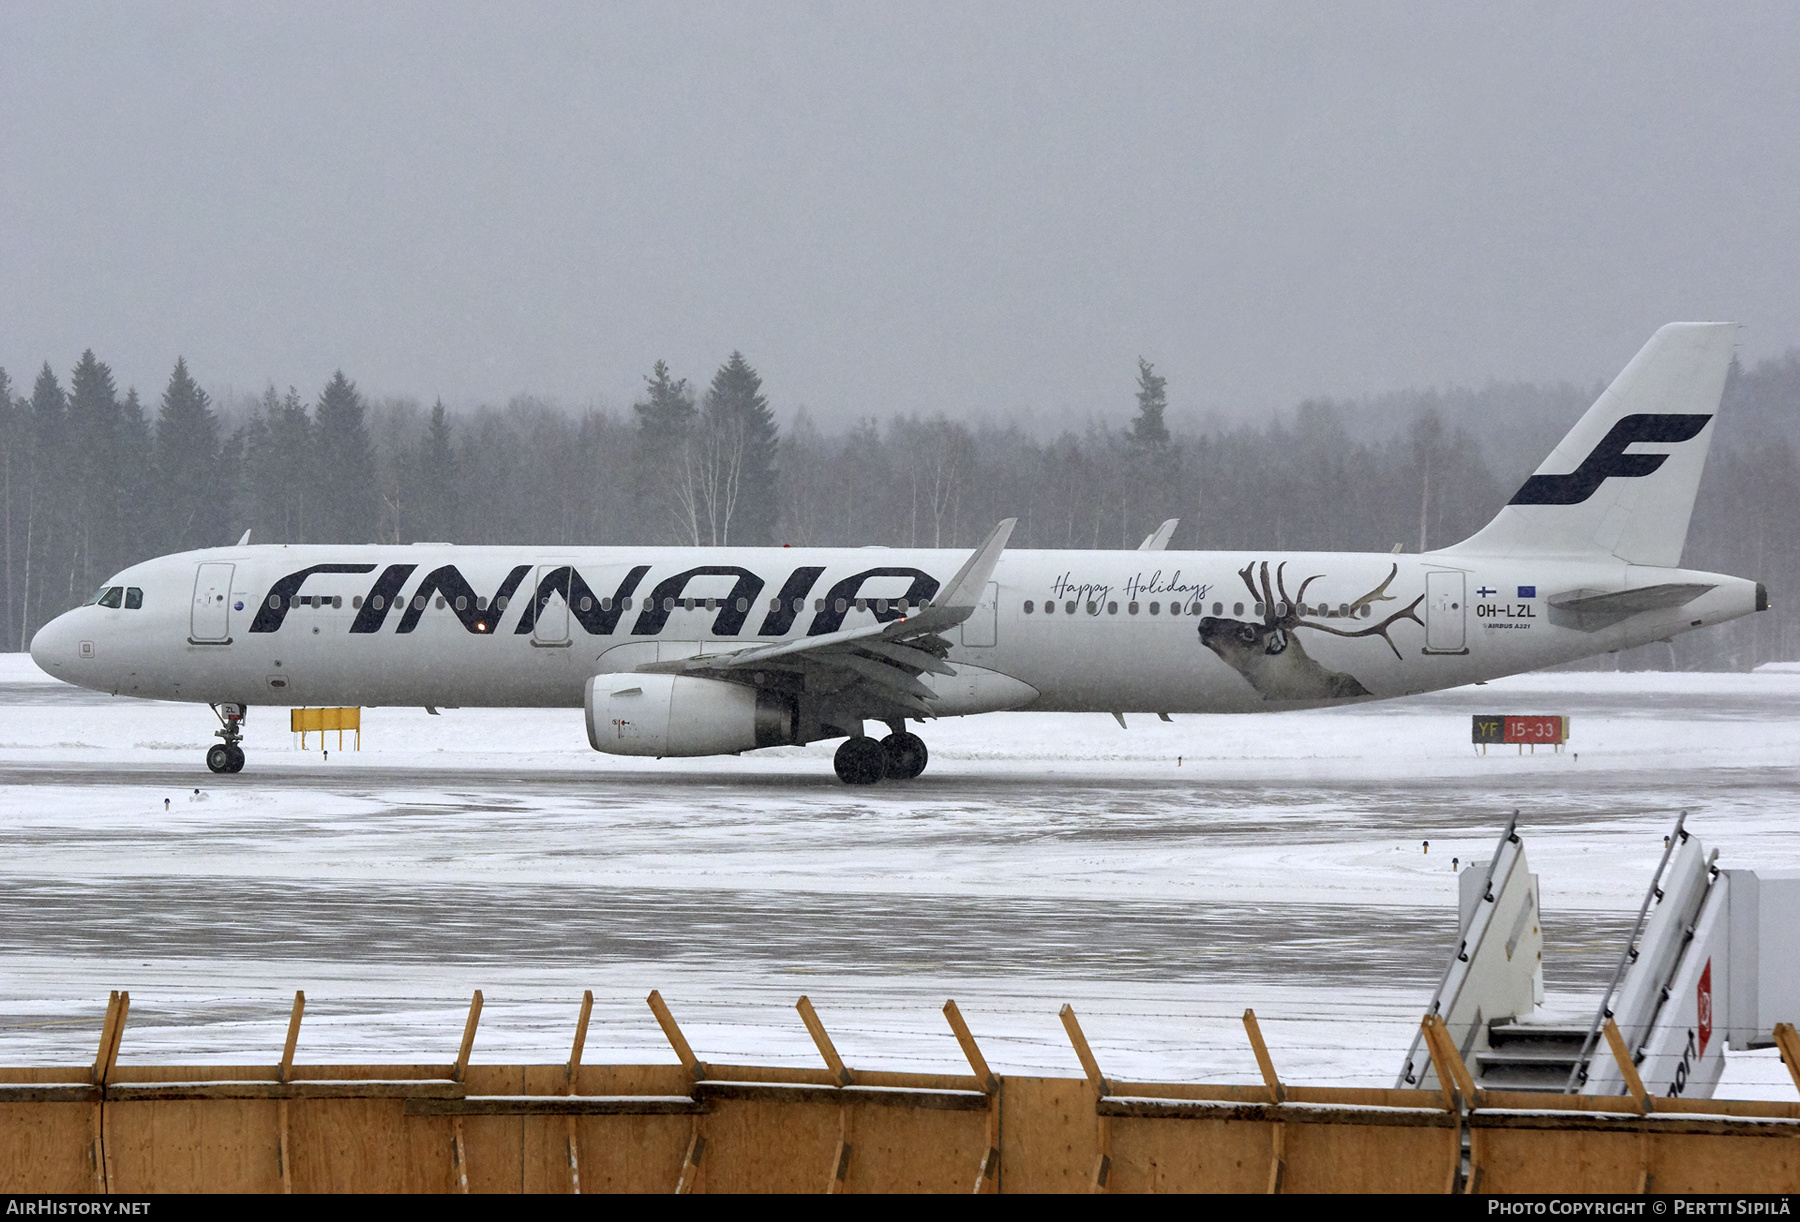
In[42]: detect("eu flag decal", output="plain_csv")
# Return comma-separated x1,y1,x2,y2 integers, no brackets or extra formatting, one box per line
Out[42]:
1518,585,1537,598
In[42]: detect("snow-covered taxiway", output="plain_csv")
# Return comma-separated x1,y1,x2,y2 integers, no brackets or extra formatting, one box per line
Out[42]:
0,653,1795,1098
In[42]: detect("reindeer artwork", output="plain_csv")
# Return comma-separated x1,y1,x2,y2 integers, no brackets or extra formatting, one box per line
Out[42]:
1197,562,1426,701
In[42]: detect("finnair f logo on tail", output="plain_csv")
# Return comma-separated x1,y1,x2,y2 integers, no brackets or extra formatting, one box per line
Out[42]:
1510,413,1713,506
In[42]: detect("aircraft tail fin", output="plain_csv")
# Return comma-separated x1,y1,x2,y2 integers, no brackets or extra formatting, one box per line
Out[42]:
1444,322,1736,566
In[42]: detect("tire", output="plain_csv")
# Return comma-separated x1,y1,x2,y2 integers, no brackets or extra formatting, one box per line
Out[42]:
833,736,888,785
225,745,246,773
206,744,232,774
881,732,928,780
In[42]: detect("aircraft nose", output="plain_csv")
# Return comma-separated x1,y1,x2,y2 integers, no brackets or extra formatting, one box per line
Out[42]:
29,612,79,679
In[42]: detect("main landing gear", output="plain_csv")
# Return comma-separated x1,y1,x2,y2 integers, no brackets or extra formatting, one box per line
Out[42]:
207,703,246,774
832,726,929,785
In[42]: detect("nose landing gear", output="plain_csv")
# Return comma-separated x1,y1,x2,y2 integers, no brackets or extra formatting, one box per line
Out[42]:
207,703,246,774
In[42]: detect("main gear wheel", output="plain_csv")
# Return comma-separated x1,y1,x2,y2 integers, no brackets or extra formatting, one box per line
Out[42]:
833,736,888,785
881,732,928,780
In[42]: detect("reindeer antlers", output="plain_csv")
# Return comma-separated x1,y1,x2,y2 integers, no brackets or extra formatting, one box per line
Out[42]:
1236,562,1318,621
1346,564,1401,616
1233,561,1423,659
1302,595,1425,659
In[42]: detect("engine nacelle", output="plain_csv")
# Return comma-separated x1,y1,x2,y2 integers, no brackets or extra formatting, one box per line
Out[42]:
585,673,798,757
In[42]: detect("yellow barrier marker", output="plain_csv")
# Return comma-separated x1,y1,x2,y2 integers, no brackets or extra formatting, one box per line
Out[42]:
289,707,362,750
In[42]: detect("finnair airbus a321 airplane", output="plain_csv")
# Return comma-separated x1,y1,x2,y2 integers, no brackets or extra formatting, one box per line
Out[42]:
30,323,1768,784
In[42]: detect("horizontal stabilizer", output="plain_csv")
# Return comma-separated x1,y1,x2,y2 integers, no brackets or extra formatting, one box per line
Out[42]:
1547,583,1716,615
1545,582,1717,632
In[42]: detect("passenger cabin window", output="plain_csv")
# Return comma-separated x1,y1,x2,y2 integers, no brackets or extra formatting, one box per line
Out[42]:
125,588,143,609
97,587,124,609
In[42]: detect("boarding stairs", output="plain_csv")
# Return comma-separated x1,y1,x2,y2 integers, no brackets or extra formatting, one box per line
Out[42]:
1398,812,1799,1102
1470,1020,1592,1092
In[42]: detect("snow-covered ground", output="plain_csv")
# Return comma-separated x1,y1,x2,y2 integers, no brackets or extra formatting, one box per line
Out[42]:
0,653,1795,1098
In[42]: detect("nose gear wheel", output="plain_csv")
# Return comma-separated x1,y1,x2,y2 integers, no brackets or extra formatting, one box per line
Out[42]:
207,703,247,773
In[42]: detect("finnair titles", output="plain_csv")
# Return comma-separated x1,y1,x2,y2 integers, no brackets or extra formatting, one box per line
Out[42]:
32,324,1768,783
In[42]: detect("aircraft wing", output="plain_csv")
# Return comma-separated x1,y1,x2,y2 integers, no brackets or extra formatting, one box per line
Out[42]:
633,519,1016,719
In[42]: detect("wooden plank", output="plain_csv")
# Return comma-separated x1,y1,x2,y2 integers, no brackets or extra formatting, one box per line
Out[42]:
452,990,483,1083
451,1118,469,1193
993,1077,1094,1193
1471,1110,1800,1137
1057,1004,1111,1097
796,996,852,1087
276,994,301,1197
1268,1119,1285,1194
674,1121,705,1194
98,993,126,1193
1242,1009,1286,1104
406,1095,704,1117
103,1079,465,1101
1057,1004,1114,1192
1775,1023,1800,1098
1421,1014,1477,1110
1097,1097,1458,1127
647,990,707,1081
1604,1018,1654,1115
278,1099,292,1194
279,992,304,1083
566,991,592,1194
519,1065,695,1193
91,993,120,1088
826,1105,852,1194
103,1096,285,1193
566,991,592,1089
972,1141,999,1195
0,1085,101,1103
694,1081,989,1111
942,999,997,1095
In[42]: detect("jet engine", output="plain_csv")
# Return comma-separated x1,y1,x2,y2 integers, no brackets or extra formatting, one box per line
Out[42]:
585,673,798,757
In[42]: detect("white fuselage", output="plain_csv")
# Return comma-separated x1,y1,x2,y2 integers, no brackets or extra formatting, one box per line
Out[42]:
29,543,1762,718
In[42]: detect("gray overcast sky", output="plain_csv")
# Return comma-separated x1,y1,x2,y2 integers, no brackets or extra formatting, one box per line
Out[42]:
4,2,1799,425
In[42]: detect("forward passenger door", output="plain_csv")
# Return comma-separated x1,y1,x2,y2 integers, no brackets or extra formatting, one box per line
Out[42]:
190,563,234,643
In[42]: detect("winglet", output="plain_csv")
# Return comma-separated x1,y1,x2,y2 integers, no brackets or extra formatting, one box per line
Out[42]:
1136,519,1178,551
899,518,1016,634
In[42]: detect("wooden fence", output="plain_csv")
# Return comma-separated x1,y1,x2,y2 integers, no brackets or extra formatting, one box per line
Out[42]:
2,990,1797,1193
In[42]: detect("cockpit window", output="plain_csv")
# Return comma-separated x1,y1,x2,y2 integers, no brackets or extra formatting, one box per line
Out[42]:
125,587,143,609
81,587,106,606
96,586,124,609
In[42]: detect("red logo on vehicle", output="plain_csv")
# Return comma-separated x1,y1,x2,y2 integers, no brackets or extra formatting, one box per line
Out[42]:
1697,959,1713,1057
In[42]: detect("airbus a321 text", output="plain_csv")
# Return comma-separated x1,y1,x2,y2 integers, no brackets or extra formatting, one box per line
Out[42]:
31,323,1768,783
